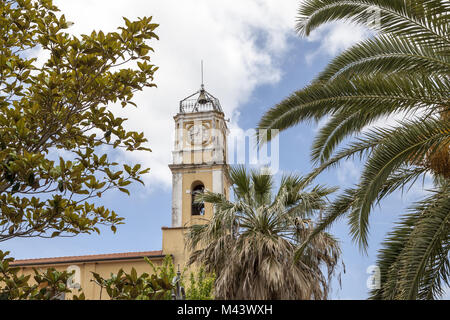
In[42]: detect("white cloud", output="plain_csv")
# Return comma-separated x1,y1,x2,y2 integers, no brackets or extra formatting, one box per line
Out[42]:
305,22,372,64
45,0,298,191
336,160,360,185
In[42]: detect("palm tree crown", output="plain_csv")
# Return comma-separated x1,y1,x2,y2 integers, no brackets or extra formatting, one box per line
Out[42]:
186,166,342,300
258,0,449,299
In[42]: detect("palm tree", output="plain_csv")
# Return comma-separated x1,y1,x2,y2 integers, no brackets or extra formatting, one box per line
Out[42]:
258,0,449,299
185,166,342,300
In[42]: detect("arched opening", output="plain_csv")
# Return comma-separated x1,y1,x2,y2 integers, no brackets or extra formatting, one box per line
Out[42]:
191,183,205,216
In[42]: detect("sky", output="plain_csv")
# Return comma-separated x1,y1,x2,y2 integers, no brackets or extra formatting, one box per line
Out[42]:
3,0,448,300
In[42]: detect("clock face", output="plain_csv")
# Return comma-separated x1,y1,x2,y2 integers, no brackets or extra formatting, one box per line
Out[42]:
188,124,210,145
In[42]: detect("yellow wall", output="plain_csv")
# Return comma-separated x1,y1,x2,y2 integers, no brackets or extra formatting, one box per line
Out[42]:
15,258,164,300
162,227,187,269
162,163,230,271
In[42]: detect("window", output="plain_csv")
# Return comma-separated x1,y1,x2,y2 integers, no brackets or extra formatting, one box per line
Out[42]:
191,183,205,216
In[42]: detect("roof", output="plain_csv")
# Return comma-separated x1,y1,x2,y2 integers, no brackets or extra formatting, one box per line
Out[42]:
10,250,164,267
179,85,223,113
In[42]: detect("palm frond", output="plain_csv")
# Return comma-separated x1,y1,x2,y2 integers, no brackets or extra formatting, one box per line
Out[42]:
400,183,450,299
310,104,406,164
369,208,418,299
295,188,357,260
371,181,450,299
315,34,450,82
251,170,274,206
376,166,429,202
307,126,389,182
258,74,447,138
229,165,251,199
296,0,449,47
349,117,450,249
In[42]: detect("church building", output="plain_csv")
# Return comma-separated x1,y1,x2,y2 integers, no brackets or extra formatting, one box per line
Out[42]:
11,84,230,299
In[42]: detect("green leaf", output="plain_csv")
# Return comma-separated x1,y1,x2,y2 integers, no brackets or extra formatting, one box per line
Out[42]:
118,188,130,195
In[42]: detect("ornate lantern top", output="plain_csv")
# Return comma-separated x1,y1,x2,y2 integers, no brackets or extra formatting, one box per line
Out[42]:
179,84,223,114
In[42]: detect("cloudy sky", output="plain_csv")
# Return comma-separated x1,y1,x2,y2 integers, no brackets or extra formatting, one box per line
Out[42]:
39,0,372,189
4,0,446,299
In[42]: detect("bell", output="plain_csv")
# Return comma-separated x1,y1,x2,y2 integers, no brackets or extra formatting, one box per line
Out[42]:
197,89,208,105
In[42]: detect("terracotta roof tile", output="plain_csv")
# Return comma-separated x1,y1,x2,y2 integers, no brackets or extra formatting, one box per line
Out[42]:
10,250,164,266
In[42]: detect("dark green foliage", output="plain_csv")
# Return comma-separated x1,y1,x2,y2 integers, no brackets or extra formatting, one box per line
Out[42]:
185,267,215,300
92,255,214,300
0,250,85,300
91,266,172,300
0,0,158,241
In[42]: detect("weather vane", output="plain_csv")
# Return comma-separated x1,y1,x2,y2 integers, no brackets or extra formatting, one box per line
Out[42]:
201,60,204,88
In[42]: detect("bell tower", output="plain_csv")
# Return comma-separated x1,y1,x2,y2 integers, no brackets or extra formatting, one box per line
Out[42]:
162,81,230,267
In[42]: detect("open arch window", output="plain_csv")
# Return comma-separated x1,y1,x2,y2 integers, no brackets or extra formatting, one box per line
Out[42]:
191,183,205,216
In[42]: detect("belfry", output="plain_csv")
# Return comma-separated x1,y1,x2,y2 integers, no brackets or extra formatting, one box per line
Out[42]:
162,82,231,267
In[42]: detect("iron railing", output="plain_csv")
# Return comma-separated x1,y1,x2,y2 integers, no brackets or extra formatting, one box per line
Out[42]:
179,86,223,113
179,98,222,113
